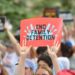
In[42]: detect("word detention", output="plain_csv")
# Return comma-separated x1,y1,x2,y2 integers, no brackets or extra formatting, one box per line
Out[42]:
26,24,55,40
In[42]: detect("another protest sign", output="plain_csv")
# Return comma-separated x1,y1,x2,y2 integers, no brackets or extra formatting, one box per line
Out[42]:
43,7,59,17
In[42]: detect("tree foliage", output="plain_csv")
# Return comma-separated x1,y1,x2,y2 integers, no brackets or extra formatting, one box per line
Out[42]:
0,0,75,40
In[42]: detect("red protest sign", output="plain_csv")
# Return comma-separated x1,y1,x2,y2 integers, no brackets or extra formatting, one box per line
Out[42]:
20,18,63,47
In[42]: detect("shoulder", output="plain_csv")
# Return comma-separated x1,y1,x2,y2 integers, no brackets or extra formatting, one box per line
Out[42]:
57,57,70,69
57,70,75,75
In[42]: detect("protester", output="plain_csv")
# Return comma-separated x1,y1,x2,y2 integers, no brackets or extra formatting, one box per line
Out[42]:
2,45,18,75
3,25,38,75
36,45,70,75
62,25,75,70
47,45,75,75
58,42,73,58
36,46,47,57
58,42,75,70
14,42,35,75
0,25,20,75
37,54,52,71
14,41,52,75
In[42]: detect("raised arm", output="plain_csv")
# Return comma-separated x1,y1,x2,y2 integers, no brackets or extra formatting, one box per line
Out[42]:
63,26,69,41
15,41,31,75
4,27,20,55
47,45,60,74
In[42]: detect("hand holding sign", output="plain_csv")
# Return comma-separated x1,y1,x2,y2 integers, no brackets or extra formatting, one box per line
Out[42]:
20,18,63,47
47,45,60,74
19,39,31,57
47,41,60,58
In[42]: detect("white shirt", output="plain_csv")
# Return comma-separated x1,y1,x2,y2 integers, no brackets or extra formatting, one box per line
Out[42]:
3,52,19,75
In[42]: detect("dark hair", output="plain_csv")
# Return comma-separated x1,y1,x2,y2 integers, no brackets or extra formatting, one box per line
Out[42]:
37,54,52,68
36,46,47,56
60,42,73,58
36,67,52,75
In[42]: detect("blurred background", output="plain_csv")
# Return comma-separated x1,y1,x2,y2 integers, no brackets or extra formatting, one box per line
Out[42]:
0,1,75,74
0,0,75,42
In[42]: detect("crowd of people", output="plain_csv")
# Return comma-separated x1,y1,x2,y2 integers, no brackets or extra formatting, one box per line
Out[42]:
0,23,75,75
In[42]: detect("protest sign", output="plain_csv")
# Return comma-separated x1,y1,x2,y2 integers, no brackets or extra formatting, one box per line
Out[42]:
43,7,59,17
59,11,73,22
20,18,63,47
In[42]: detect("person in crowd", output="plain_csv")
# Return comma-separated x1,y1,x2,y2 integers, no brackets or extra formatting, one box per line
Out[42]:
0,43,19,75
47,45,75,75
65,41,75,70
24,58,36,75
0,26,20,75
27,46,37,71
37,54,52,72
62,26,75,70
36,46,47,57
14,42,35,75
4,25,38,75
4,26,20,56
56,42,71,69
2,44,19,75
58,42,73,58
36,45,70,71
58,42,75,70
15,40,75,75
14,41,53,75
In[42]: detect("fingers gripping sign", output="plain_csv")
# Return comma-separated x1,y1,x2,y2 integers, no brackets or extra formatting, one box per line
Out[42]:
47,45,56,58
47,41,60,58
53,40,60,54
